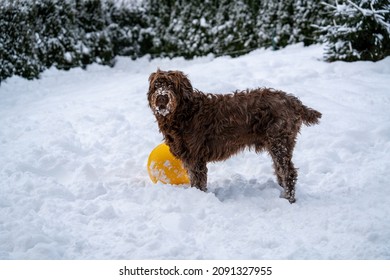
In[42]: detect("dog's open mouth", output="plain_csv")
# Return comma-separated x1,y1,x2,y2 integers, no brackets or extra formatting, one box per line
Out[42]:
154,88,172,116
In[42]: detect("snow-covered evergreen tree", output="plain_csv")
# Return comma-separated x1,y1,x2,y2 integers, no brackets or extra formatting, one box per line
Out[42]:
211,0,258,56
144,0,260,58
293,0,332,46
321,0,390,62
275,0,295,48
257,0,332,49
143,0,174,57
168,1,214,57
76,0,115,67
1,0,42,81
33,0,81,70
256,0,278,49
106,0,147,58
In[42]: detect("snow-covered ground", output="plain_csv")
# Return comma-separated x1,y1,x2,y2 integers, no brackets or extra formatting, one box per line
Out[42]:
1,44,389,260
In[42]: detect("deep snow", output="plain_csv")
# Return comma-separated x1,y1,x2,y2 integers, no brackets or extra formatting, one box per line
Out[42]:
0,44,389,259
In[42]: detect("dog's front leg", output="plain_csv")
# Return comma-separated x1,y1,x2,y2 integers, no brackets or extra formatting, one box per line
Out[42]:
185,161,208,192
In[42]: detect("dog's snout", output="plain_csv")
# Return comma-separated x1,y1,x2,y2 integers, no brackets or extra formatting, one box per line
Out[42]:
156,94,169,107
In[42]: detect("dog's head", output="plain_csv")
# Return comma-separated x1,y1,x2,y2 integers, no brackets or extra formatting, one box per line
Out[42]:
147,69,193,118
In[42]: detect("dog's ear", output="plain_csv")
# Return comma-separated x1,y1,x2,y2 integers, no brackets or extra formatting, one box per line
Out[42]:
169,71,193,99
148,70,161,95
148,70,157,84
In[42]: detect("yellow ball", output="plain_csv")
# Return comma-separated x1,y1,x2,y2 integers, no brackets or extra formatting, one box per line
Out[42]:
147,143,190,185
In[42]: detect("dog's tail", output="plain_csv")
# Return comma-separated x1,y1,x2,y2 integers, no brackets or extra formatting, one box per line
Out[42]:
300,105,322,126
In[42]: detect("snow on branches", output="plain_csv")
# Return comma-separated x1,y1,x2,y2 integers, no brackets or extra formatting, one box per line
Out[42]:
320,0,390,62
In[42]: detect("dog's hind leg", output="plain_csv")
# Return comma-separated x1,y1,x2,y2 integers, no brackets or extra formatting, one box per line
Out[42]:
268,138,297,203
185,161,208,192
285,162,298,203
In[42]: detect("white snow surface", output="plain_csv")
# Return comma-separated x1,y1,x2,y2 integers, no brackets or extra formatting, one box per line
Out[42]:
1,44,389,260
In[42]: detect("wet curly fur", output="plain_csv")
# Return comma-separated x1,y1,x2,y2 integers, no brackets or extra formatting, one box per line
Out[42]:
147,69,321,203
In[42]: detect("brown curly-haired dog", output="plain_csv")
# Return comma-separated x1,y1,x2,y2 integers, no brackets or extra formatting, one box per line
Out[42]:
147,69,321,203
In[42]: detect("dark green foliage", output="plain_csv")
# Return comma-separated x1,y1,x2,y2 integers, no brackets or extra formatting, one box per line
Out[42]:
106,1,148,58
294,0,333,46
1,1,42,81
33,0,80,70
256,0,333,50
0,0,120,81
144,0,259,58
211,0,259,56
0,0,388,82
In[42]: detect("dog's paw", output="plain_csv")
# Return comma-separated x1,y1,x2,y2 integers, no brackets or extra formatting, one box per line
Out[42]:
281,190,296,204
192,185,207,192
288,197,296,204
